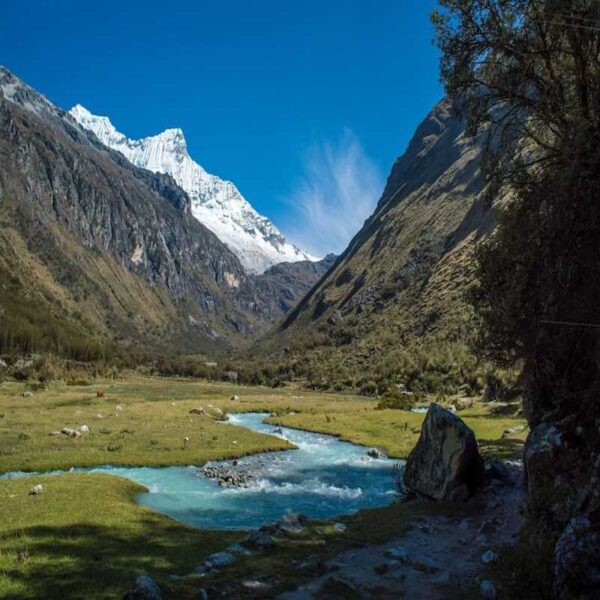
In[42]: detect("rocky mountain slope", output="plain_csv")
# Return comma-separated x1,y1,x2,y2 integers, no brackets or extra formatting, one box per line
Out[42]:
0,66,330,358
258,100,494,390
69,104,317,274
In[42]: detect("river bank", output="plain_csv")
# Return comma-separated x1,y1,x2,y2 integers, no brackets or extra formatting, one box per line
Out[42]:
0,376,526,598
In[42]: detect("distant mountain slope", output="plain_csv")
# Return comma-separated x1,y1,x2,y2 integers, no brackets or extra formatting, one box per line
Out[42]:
0,66,261,354
252,254,336,321
69,104,317,274
258,100,494,389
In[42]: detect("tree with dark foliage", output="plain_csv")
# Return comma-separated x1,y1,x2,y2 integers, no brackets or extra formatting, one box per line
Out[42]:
433,1,600,597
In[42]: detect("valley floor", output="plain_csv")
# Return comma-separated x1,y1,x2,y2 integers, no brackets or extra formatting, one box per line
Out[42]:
0,376,526,598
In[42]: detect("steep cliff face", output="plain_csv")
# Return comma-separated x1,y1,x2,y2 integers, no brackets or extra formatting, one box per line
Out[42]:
0,66,330,356
69,104,317,274
251,255,336,321
259,100,493,383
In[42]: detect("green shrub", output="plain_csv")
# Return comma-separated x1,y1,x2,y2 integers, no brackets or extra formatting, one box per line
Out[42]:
67,378,92,386
377,389,416,410
358,380,378,396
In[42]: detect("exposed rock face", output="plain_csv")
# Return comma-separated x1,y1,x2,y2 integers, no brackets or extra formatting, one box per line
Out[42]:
404,403,484,500
523,423,563,498
0,66,330,354
250,255,336,320
554,515,600,599
259,98,493,380
523,412,600,597
69,104,317,274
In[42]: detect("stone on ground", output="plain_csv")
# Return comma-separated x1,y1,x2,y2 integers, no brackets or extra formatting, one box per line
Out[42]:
480,579,497,599
404,403,484,500
245,529,275,549
123,575,162,600
554,515,600,599
204,551,235,569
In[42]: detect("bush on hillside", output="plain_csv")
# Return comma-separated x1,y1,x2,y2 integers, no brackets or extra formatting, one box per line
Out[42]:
376,389,416,410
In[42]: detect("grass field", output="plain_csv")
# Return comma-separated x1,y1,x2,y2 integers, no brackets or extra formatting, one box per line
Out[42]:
0,474,242,599
0,375,527,598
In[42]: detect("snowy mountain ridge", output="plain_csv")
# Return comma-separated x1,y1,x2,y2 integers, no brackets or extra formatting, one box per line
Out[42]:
69,104,317,273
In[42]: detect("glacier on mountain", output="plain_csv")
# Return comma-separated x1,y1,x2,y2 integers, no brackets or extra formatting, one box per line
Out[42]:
69,104,317,273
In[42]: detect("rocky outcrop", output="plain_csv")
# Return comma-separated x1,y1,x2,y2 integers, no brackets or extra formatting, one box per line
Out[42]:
260,98,492,381
404,403,484,501
250,255,336,321
0,66,330,355
523,408,600,598
554,515,600,599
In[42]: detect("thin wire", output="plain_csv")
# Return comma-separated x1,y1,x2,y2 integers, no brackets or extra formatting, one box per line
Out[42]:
539,19,600,32
540,319,600,330
554,13,600,25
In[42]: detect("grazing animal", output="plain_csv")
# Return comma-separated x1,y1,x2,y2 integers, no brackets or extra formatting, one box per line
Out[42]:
183,436,190,448
96,390,105,398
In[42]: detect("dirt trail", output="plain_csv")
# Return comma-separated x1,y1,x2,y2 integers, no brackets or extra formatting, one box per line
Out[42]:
279,462,525,599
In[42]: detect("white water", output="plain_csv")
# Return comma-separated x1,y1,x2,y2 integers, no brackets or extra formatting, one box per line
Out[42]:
2,413,402,530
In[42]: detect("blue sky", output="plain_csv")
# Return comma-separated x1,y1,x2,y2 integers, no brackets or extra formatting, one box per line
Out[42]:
0,0,442,255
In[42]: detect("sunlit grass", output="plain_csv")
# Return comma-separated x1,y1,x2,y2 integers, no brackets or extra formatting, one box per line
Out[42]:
0,375,526,598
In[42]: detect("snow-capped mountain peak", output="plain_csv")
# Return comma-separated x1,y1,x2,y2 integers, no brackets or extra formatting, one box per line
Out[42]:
69,104,317,273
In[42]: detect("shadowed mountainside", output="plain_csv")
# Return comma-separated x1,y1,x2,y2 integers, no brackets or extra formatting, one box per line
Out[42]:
0,66,333,358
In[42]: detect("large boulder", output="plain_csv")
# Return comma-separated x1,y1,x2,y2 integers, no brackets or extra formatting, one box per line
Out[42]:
523,422,563,497
554,515,600,599
404,403,484,500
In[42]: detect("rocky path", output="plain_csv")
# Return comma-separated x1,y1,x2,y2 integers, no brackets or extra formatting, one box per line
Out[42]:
279,462,525,599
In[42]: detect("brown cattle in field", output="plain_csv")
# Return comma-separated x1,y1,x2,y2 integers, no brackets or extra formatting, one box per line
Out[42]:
96,390,105,398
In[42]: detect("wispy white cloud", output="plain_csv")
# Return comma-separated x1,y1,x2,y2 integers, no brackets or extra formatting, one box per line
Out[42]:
282,130,384,257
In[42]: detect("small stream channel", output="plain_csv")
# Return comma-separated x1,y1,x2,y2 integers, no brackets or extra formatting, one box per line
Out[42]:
2,413,402,530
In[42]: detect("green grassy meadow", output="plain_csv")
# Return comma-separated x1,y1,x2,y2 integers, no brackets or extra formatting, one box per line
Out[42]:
0,375,527,598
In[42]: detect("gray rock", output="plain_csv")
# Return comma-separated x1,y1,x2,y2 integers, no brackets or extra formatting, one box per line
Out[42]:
332,522,346,533
61,427,81,439
367,447,386,459
524,423,562,495
404,403,484,500
488,460,515,487
204,551,235,569
242,580,271,591
123,575,162,600
245,529,275,549
554,515,600,599
21,391,33,397
408,553,442,573
480,579,497,599
278,512,308,535
227,543,252,556
385,546,409,562
481,550,497,564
